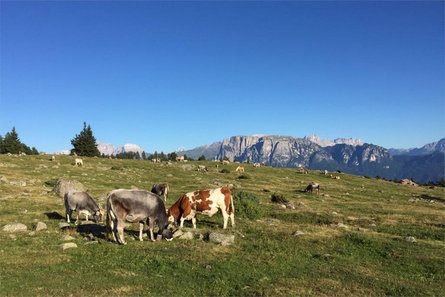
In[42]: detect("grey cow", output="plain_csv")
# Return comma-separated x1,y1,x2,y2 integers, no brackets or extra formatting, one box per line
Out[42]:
106,189,175,245
151,183,169,201
305,182,320,194
64,191,103,224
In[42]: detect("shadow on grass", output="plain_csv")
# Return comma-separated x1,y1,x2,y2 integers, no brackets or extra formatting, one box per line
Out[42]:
419,194,445,203
45,211,64,220
77,223,106,239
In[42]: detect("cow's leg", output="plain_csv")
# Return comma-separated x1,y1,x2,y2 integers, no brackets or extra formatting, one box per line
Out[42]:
148,219,155,241
139,222,144,241
221,210,229,229
117,221,126,245
110,218,118,243
85,214,89,222
230,212,235,227
192,217,197,229
75,212,80,225
66,210,71,223
179,217,185,228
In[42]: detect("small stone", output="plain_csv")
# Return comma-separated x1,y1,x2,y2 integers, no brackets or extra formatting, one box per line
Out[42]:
167,174,173,177
19,209,28,215
0,175,9,183
323,254,332,259
2,223,27,232
59,222,70,229
173,230,184,238
285,203,295,209
179,231,194,240
60,243,77,250
207,232,235,246
61,235,75,241
34,222,47,231
298,202,306,207
28,231,36,236
84,241,98,245
357,227,369,232
403,236,416,243
331,223,347,228
205,264,212,270
321,193,330,197
9,234,16,240
330,211,338,215
292,231,305,236
280,204,287,209
368,223,376,227
9,181,26,187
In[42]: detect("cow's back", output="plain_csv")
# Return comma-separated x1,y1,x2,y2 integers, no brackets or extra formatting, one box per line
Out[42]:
109,190,166,219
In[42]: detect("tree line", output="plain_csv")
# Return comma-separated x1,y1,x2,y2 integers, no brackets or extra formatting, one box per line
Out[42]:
0,127,39,155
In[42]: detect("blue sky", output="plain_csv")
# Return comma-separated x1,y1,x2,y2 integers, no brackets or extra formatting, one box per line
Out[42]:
1,1,444,153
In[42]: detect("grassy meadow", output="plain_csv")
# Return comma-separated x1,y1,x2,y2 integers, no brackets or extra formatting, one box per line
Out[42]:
0,154,444,296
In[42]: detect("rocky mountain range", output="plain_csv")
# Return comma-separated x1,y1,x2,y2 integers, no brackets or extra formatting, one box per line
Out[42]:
96,142,144,156
179,135,445,183
389,138,445,156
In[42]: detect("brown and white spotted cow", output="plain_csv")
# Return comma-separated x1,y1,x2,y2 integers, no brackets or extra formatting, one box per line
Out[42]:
167,187,235,229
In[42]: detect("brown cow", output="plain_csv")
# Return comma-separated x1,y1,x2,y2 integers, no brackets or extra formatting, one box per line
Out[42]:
167,187,235,229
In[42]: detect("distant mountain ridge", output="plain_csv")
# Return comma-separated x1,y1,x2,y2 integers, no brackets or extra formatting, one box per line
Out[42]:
389,138,445,156
179,135,444,183
96,142,144,156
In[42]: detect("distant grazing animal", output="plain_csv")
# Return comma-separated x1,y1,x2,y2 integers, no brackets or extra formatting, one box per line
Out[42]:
330,174,340,180
324,170,328,175
168,187,235,229
336,170,342,173
106,189,175,244
305,182,320,194
198,165,208,173
64,191,103,225
222,160,230,165
301,168,308,174
253,163,261,168
215,164,219,168
151,183,169,201
235,166,245,173
50,155,55,161
176,156,185,162
75,158,83,166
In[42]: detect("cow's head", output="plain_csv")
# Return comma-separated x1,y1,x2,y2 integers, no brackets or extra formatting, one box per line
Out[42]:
161,223,177,241
94,209,104,223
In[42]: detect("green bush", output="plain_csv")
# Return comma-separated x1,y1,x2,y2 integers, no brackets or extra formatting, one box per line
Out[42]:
220,169,230,174
237,174,250,179
232,191,264,219
44,178,58,187
271,192,288,203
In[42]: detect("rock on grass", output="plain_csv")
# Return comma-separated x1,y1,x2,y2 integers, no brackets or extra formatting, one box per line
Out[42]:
60,243,77,250
2,223,27,232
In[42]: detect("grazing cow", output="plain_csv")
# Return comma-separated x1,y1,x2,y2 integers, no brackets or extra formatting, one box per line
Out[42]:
106,189,175,244
64,191,103,225
151,183,169,201
176,156,185,162
168,187,235,229
198,165,208,173
235,166,245,173
301,168,308,174
75,158,83,166
324,170,328,175
336,170,342,173
253,163,261,168
305,182,320,194
50,155,55,161
330,174,341,180
215,164,219,168
222,160,230,165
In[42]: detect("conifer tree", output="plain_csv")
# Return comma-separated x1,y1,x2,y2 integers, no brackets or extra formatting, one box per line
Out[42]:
142,151,147,160
70,122,100,157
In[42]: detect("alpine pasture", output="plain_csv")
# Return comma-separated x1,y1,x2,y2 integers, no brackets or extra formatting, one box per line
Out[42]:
0,154,444,296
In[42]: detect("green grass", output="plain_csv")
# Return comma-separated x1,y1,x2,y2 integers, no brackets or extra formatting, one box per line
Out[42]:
0,154,444,296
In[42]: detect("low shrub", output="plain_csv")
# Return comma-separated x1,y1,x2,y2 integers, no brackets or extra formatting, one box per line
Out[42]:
237,174,250,179
232,191,264,219
44,178,58,187
220,169,230,174
271,193,288,203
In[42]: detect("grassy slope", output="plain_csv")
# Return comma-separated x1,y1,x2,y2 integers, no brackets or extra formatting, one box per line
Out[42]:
0,155,444,296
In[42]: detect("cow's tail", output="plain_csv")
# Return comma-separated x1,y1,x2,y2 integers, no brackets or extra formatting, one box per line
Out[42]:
105,191,115,241
229,191,235,215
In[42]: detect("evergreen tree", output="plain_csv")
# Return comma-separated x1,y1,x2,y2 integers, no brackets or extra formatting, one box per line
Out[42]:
31,147,39,155
2,127,22,153
159,152,166,161
142,151,147,160
0,135,3,154
168,152,178,161
70,122,100,157
198,154,206,161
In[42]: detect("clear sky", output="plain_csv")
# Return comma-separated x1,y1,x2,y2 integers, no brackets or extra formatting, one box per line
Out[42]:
1,1,444,154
